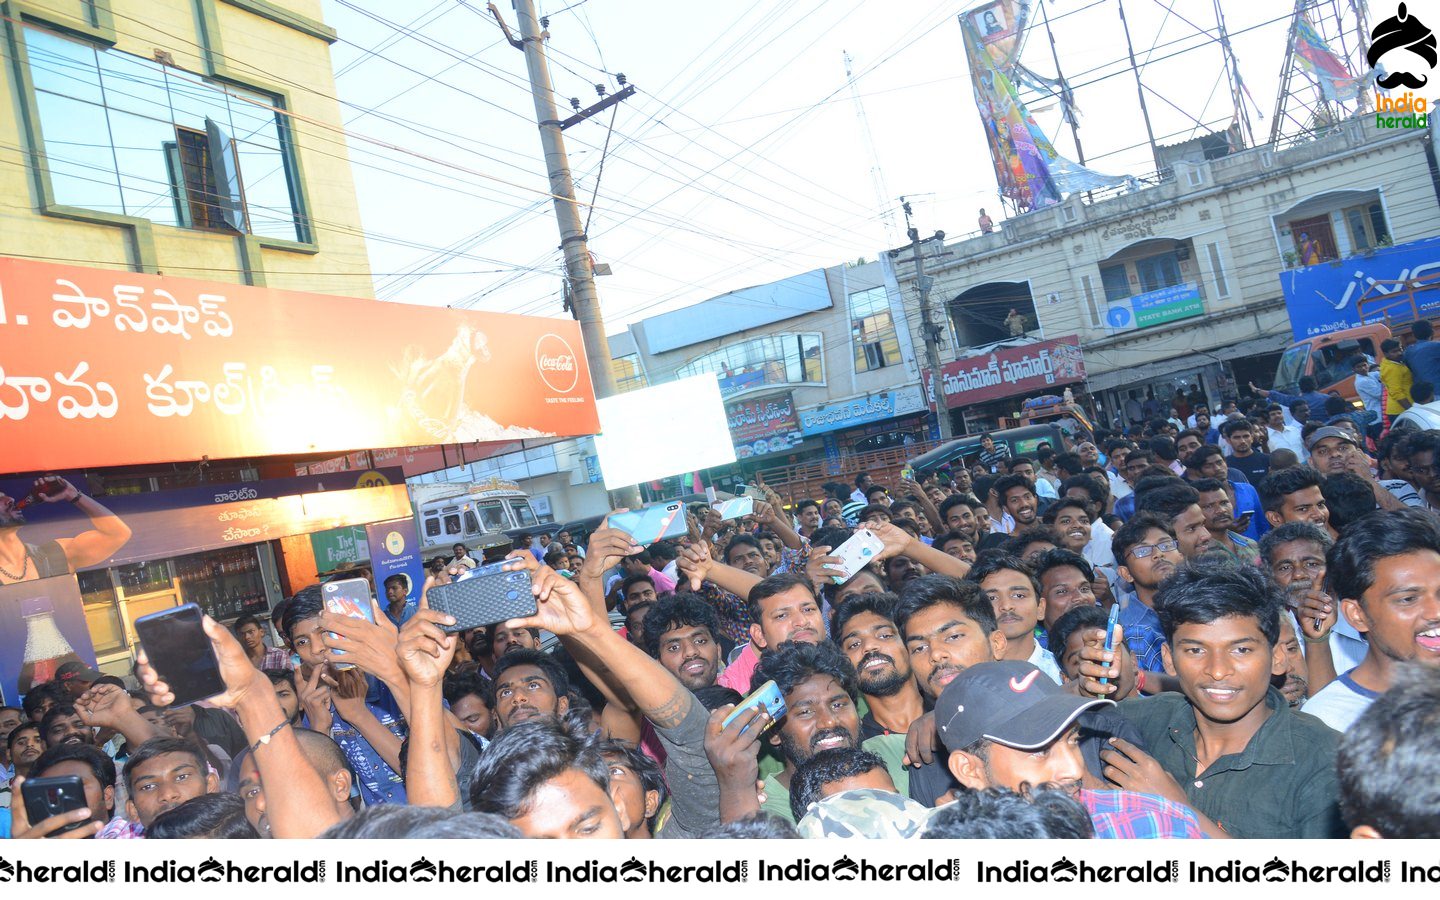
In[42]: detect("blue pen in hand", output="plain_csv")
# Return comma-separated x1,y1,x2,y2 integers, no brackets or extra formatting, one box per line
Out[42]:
1098,603,1121,688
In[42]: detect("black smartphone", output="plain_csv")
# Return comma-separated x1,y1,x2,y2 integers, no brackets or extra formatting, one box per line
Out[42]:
425,562,537,634
22,775,89,834
134,603,226,707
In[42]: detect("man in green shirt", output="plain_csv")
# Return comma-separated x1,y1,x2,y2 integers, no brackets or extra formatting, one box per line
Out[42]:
1193,478,1260,567
1077,561,1345,838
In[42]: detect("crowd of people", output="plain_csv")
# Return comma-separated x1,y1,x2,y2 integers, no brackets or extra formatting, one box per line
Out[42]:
2,368,1440,842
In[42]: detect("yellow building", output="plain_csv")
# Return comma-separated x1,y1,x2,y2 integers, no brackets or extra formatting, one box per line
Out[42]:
0,0,373,295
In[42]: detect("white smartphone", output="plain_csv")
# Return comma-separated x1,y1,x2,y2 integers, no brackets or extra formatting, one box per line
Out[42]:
827,528,885,584
712,496,755,521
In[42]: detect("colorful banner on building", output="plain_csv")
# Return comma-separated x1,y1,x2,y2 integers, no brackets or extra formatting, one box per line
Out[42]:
1279,236,1440,340
0,468,409,574
365,519,427,625
0,574,98,703
1105,283,1206,331
935,337,1086,409
798,385,927,436
959,1,1127,210
0,256,600,473
727,393,803,458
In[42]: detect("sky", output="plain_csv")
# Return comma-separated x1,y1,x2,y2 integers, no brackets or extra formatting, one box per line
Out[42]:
317,0,1359,335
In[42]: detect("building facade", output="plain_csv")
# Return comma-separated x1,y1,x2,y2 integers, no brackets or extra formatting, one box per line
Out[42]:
1,0,373,296
901,118,1440,430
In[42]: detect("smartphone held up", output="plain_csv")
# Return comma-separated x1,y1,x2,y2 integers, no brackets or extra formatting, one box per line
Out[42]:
133,603,225,707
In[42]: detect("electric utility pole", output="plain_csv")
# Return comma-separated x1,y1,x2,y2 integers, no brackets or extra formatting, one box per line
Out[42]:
899,199,953,441
501,0,642,507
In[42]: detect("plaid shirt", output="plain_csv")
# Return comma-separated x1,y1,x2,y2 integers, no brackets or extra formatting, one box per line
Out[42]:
1115,589,1167,674
258,647,293,671
1080,789,1207,839
96,815,145,839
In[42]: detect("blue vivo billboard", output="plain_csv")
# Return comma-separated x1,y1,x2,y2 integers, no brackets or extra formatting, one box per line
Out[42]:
1279,236,1440,341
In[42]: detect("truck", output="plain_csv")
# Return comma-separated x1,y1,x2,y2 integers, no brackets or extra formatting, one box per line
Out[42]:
409,478,541,563
1274,270,1440,400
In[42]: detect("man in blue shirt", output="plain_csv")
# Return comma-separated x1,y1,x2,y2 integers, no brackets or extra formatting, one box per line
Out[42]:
1252,376,1335,423
1404,319,1440,392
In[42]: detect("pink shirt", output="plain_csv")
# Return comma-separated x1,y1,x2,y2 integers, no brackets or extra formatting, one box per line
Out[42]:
717,642,760,693
649,566,677,595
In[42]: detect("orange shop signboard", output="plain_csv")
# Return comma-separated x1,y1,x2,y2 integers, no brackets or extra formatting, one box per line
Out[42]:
0,257,600,472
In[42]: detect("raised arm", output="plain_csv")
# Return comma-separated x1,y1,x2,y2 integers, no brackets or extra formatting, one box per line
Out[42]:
136,616,342,838
36,477,132,569
393,597,462,809
871,522,971,578
677,540,762,597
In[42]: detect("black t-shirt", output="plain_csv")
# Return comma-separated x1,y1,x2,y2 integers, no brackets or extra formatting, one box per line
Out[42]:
1227,451,1271,484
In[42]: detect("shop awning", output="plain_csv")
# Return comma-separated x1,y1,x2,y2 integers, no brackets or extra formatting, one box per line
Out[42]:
1083,332,1291,392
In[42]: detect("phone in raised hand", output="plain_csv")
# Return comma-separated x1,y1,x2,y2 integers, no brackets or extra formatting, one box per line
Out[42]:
609,502,687,547
134,604,225,707
711,496,755,521
721,679,786,734
1098,602,1122,687
322,578,375,670
827,528,885,584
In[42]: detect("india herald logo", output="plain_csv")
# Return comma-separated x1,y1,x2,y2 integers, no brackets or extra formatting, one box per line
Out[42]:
535,333,580,394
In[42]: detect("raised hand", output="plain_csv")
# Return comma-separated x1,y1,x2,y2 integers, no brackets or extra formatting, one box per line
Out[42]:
74,682,135,731
868,522,913,560
395,590,458,688
581,516,642,578
296,662,334,733
1071,624,1125,698
1290,589,1337,641
804,546,843,585
7,775,103,839
677,539,715,590
508,562,599,638
319,595,401,681
135,613,262,710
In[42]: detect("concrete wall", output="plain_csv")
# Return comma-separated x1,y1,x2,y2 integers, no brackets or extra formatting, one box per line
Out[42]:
1,0,374,296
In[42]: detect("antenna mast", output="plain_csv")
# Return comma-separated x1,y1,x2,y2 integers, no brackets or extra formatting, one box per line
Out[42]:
845,51,901,247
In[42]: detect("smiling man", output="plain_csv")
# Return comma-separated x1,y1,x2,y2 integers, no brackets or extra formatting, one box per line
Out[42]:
749,641,910,824
1304,509,1440,732
644,593,726,691
1259,465,1332,533
1087,562,1345,838
831,592,925,739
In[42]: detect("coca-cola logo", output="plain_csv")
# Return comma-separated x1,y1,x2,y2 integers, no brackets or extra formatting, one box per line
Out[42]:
535,333,580,393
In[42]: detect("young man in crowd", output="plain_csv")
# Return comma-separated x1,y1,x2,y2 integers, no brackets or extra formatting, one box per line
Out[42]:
115,737,218,837
1379,338,1413,428
795,499,823,539
470,719,629,838
968,554,1061,682
1192,478,1260,565
1304,426,1406,513
934,660,1204,838
1049,606,1141,701
1264,404,1307,459
938,494,978,541
1221,418,1270,484
1081,562,1346,838
235,616,288,671
933,529,977,564
977,433,1011,473
1133,479,1216,560
1257,522,1365,689
1033,548,1099,636
644,592,727,692
740,641,909,824
1337,665,1440,838
896,575,1007,709
283,586,409,806
7,743,116,839
990,474,1040,537
1304,509,1440,732
832,592,926,739
1110,513,1182,693
489,622,541,657
1259,465,1332,533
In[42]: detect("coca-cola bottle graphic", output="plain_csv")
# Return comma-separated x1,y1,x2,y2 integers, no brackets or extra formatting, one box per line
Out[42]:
13,480,66,511
17,596,83,695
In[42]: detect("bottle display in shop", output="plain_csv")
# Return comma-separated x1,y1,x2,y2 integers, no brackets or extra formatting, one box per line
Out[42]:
18,596,84,694
176,548,268,621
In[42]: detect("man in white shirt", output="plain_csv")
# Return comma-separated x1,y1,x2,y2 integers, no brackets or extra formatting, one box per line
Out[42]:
1264,404,1307,460
1351,356,1383,436
972,555,1062,684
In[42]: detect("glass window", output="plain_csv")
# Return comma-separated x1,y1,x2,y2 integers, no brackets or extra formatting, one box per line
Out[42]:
1368,203,1390,245
849,287,899,372
463,510,480,533
477,502,508,532
1100,264,1130,303
509,500,539,527
424,516,441,538
1135,253,1181,293
612,353,647,393
676,332,824,394
24,25,305,240
443,513,461,535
